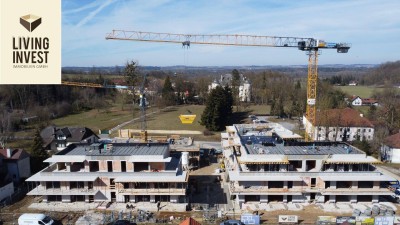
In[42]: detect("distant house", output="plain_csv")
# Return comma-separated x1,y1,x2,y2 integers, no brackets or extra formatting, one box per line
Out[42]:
381,132,400,163
41,126,99,151
349,81,358,86
351,96,362,106
362,98,379,106
350,96,379,106
0,148,31,184
303,108,374,141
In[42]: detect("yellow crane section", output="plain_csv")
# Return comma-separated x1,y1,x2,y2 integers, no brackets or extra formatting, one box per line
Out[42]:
61,81,103,88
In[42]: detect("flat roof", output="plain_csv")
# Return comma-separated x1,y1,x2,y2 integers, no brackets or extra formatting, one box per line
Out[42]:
57,143,169,156
245,142,365,155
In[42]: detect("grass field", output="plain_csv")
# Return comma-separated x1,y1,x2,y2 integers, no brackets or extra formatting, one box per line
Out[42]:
8,103,272,148
335,85,383,98
241,104,271,115
118,104,271,141
51,104,136,132
125,105,206,131
123,104,271,130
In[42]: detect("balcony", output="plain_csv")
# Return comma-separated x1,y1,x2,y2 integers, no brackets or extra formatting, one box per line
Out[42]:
27,186,98,196
321,188,393,195
118,188,186,195
230,185,302,195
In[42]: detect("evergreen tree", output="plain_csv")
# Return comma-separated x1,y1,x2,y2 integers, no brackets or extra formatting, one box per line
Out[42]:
123,60,140,87
30,128,48,173
162,76,175,106
231,69,241,110
200,86,233,131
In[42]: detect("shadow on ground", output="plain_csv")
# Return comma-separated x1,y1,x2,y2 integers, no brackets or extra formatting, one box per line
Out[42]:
188,175,227,205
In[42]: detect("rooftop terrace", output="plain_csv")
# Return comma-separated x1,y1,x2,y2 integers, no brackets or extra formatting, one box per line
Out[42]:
57,143,169,156
240,132,363,155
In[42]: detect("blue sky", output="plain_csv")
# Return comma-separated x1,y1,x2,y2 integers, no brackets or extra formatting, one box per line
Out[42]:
62,0,400,67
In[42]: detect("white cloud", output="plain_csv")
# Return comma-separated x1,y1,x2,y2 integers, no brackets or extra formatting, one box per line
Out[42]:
76,0,116,27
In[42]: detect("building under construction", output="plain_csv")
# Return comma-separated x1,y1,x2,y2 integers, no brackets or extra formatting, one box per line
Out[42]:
26,143,188,206
221,123,395,207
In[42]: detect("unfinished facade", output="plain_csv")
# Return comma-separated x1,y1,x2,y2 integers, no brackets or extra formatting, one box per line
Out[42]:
26,143,188,205
221,124,395,208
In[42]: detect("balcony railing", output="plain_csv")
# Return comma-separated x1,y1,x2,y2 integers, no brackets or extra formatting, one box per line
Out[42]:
229,185,393,195
230,186,303,194
236,171,382,176
27,186,98,195
118,188,186,195
321,188,392,195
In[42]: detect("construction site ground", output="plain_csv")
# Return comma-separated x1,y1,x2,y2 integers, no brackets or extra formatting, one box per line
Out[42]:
1,160,399,224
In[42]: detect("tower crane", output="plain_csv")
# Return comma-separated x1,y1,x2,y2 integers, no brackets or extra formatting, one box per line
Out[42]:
106,30,350,141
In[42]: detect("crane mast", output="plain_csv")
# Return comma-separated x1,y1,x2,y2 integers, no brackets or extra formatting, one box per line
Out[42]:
106,30,350,141
139,74,148,142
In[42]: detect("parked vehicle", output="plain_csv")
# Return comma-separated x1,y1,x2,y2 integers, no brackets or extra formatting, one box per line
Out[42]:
113,220,135,225
18,213,54,225
220,220,243,225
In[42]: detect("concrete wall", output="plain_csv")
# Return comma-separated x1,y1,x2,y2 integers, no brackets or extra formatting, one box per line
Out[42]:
127,162,134,172
260,195,268,203
150,162,165,171
6,163,19,183
17,157,31,179
0,182,14,201
292,195,306,203
237,195,244,207
99,160,107,172
391,148,400,163
84,160,89,171
316,177,325,189
116,193,124,202
62,195,71,203
170,195,179,203
315,193,325,203
113,160,121,172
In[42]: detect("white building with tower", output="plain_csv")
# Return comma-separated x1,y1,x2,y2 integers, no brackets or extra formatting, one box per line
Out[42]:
209,74,251,102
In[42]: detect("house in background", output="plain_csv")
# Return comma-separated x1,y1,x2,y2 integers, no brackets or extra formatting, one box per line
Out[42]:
0,148,31,184
351,96,363,106
350,96,379,106
0,148,31,202
349,81,358,86
361,98,379,106
303,108,374,141
41,126,99,151
381,132,400,163
208,74,251,102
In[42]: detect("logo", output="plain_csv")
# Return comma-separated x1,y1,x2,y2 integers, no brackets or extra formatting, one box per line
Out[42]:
20,14,42,32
